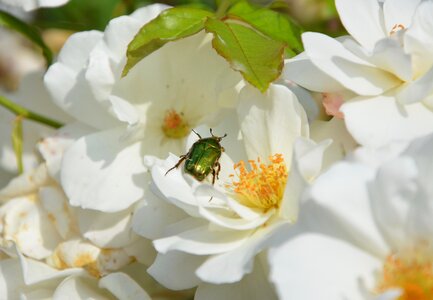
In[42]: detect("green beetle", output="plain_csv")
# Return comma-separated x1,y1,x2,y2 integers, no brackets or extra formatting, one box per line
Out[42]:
165,129,226,184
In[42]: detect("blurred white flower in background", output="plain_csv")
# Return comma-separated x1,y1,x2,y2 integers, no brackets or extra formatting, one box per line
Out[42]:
269,132,433,300
0,0,69,11
133,84,330,299
285,0,433,148
0,28,44,91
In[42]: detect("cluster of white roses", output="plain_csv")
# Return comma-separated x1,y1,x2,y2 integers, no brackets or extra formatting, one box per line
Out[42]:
1,0,433,299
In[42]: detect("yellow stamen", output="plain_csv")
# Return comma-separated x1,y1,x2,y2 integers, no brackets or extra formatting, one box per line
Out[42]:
376,246,433,300
161,109,190,139
226,154,288,212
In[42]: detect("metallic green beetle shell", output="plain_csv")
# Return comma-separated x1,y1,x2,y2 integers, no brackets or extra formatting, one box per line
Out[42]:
184,137,222,181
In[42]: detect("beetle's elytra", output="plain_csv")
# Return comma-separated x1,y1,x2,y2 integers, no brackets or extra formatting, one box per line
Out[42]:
165,129,226,184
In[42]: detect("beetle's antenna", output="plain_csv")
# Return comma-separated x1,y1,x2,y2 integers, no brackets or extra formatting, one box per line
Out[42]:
192,129,202,139
210,128,215,137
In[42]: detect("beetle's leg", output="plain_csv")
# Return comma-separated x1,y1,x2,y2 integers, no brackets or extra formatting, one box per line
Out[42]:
165,155,187,176
192,129,202,139
215,162,221,180
211,167,217,185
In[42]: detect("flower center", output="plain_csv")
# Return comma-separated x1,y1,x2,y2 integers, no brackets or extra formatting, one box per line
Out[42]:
161,109,190,139
376,246,433,300
226,154,288,212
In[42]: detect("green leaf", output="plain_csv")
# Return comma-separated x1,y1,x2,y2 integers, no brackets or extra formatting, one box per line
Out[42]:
122,7,213,77
11,117,24,174
228,1,303,56
0,10,53,66
205,18,285,92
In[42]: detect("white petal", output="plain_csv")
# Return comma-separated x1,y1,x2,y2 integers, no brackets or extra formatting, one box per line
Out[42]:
303,32,399,95
153,225,251,255
151,154,201,217
195,256,277,300
99,272,151,300
283,82,320,123
306,162,389,257
196,222,289,284
310,118,358,170
283,53,346,92
278,137,330,222
404,132,433,198
44,32,119,129
61,128,147,212
397,67,433,105
37,122,93,182
0,164,50,201
402,133,433,241
0,196,62,259
76,205,137,248
293,137,331,182
198,204,271,230
49,240,133,276
0,258,24,299
39,186,73,240
404,1,433,78
370,38,412,81
342,94,433,148
123,238,156,266
132,190,188,240
147,251,205,290
14,246,82,285
335,0,386,49
269,233,381,300
238,84,308,167
369,157,418,249
108,95,139,125
383,0,421,35
53,276,111,300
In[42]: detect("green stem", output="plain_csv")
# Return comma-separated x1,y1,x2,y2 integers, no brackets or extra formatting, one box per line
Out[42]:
216,0,231,19
0,95,64,129
12,116,24,174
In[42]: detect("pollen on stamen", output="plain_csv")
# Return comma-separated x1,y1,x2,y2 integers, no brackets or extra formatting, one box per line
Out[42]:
376,245,433,300
161,109,190,139
225,154,288,212
390,24,405,35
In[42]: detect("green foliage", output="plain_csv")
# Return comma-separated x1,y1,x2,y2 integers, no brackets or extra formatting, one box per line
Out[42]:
228,1,303,56
204,18,285,92
0,10,53,65
34,0,120,31
122,7,213,76
122,0,303,92
11,117,23,174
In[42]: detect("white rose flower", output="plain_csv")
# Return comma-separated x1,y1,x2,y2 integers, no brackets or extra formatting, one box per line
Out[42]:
0,157,183,299
133,84,330,298
44,4,242,213
285,0,433,148
269,132,433,299
0,0,69,11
